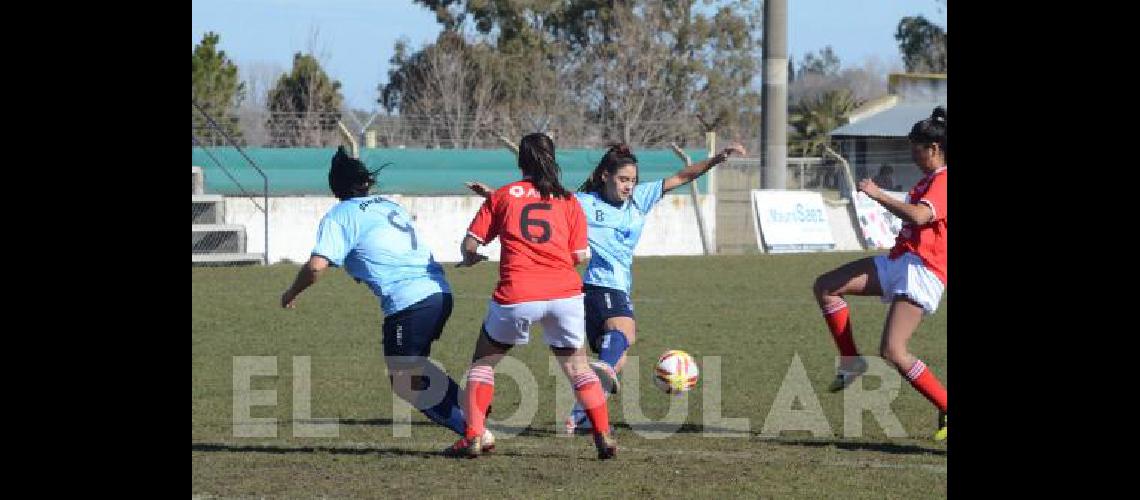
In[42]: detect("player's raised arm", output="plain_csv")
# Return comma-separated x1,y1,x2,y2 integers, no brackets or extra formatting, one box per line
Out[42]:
662,143,746,193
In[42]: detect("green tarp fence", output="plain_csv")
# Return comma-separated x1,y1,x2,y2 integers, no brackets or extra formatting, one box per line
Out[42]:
192,147,711,196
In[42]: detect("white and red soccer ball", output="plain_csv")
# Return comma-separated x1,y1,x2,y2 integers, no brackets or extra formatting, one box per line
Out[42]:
653,349,699,394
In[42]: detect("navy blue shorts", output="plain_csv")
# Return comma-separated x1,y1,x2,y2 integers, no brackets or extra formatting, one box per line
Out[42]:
382,292,453,366
584,285,634,353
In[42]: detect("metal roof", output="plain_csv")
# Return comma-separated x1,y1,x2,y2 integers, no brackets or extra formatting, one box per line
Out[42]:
830,101,945,138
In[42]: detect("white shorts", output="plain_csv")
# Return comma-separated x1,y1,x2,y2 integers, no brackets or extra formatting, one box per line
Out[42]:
874,252,945,315
482,295,586,349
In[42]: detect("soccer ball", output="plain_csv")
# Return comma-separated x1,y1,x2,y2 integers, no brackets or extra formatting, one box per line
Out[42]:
653,349,699,394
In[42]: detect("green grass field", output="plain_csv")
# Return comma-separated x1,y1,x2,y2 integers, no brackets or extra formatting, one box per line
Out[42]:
192,253,947,498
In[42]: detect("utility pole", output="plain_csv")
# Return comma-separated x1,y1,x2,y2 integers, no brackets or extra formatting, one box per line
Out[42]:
762,0,788,189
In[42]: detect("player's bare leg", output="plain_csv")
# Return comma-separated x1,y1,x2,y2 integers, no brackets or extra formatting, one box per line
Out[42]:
599,316,635,391
880,297,947,440
554,345,616,459
813,258,882,390
445,331,511,458
567,317,632,434
607,317,636,375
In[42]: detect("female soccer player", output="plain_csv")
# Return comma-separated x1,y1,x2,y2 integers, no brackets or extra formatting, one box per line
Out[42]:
811,106,949,441
281,147,492,451
563,142,745,433
467,141,746,433
447,133,617,459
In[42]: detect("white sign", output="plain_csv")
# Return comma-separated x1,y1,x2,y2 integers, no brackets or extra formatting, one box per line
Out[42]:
751,190,835,253
851,190,907,249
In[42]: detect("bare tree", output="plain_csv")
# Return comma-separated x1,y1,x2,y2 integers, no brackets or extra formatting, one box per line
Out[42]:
396,33,501,148
236,62,285,146
241,61,286,110
790,55,898,107
591,4,691,146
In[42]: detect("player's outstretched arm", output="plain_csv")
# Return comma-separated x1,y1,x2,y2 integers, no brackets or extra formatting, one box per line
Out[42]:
281,255,331,308
662,143,747,193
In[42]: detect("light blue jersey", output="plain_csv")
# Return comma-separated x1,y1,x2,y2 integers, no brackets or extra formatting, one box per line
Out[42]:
575,180,664,294
311,195,449,316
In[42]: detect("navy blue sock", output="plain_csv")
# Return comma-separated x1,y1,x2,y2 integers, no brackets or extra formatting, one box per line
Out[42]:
414,363,467,436
597,329,629,369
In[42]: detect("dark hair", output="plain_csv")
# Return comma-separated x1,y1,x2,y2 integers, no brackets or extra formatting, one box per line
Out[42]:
518,133,571,199
579,143,638,193
908,106,947,152
329,146,388,200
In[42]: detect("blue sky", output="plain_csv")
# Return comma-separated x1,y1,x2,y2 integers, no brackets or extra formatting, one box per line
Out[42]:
192,0,946,110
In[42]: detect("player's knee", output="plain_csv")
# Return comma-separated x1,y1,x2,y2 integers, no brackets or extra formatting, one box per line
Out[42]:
879,344,909,368
812,275,833,300
560,358,588,377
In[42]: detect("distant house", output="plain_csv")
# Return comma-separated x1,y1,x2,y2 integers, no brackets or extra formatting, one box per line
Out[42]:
830,73,946,191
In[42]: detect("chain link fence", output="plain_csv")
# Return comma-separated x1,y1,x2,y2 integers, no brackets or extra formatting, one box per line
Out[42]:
192,103,268,266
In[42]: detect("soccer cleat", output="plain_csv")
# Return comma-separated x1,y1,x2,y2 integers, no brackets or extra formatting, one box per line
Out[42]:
481,429,496,453
443,434,484,458
593,432,617,460
590,360,621,395
564,410,592,435
934,411,947,441
827,357,868,393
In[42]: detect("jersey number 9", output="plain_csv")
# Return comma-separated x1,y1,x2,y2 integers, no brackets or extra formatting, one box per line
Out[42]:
387,211,418,250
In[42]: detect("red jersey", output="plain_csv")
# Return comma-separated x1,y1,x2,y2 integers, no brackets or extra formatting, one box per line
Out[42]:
466,180,589,304
889,167,947,284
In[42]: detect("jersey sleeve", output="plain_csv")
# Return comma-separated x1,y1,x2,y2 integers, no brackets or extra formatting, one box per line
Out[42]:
918,173,947,222
632,180,665,214
466,195,499,244
567,197,589,254
311,215,353,267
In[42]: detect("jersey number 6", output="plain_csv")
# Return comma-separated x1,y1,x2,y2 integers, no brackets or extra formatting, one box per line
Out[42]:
519,203,552,243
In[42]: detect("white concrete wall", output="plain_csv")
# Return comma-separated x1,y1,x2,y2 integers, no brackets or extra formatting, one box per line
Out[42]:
225,193,718,264
825,203,865,251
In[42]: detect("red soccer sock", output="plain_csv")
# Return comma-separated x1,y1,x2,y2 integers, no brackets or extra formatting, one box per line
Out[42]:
571,371,611,436
904,360,947,413
464,365,496,439
822,299,859,358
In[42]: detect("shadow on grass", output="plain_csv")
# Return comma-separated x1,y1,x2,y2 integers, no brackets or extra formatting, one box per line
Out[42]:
756,435,946,456
192,441,572,459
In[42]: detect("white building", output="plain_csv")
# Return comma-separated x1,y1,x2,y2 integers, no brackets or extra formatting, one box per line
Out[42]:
830,73,946,191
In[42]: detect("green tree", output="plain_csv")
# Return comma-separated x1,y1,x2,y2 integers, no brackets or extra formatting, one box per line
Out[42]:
895,16,947,73
413,0,467,31
379,32,501,148
788,88,861,157
389,0,761,147
265,53,345,147
192,32,245,145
